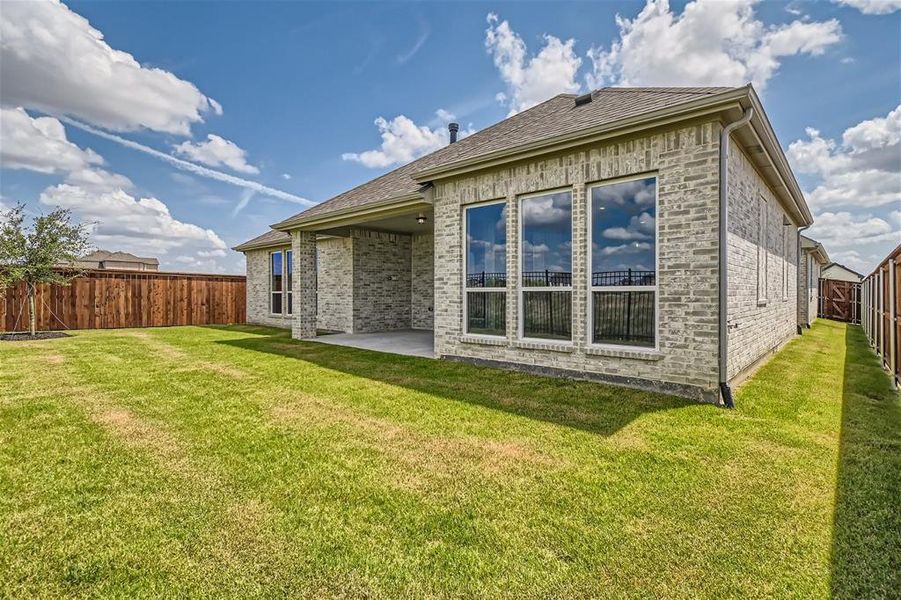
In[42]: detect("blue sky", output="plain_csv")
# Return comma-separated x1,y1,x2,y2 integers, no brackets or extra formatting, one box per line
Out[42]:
1,0,898,274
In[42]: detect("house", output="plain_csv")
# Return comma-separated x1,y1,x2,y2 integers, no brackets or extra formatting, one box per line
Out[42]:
798,236,830,329
77,250,159,271
821,262,863,283
234,85,814,405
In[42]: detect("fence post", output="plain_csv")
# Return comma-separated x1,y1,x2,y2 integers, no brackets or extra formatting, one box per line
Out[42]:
863,277,868,339
891,259,898,386
872,275,877,347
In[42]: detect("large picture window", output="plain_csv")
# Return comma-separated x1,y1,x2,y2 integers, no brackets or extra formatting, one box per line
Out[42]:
520,190,572,341
465,201,507,336
285,250,293,315
589,176,657,348
270,251,283,314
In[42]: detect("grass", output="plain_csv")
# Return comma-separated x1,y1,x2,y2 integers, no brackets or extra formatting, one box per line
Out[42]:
0,320,897,598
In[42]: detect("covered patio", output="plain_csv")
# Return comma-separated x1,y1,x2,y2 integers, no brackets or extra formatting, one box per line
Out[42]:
314,329,434,358
284,197,436,358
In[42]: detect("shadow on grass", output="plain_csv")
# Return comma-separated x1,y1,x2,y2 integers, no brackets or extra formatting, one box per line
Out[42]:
210,325,696,438
830,324,900,598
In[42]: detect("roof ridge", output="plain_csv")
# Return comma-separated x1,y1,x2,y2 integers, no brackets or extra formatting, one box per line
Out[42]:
596,86,737,95
273,93,574,228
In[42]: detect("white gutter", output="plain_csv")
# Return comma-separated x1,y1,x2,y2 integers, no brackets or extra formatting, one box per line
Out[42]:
718,107,754,409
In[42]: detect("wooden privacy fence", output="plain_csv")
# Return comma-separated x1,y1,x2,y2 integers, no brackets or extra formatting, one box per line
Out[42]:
818,279,860,324
1,269,246,332
861,243,900,387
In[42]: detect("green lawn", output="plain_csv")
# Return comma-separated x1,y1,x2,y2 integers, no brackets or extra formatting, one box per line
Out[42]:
0,320,897,598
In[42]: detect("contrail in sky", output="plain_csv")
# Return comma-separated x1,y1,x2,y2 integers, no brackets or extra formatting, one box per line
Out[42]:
59,116,315,206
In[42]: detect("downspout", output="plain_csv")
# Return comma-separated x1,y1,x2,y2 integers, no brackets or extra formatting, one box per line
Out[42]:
796,224,810,334
718,107,754,409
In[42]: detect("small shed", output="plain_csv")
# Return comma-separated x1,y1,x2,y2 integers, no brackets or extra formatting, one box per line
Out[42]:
821,262,863,283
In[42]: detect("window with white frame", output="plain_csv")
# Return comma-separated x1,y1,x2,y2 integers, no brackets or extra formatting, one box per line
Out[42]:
589,176,657,348
270,250,283,314
285,250,293,315
520,189,572,341
757,196,768,302
465,201,507,336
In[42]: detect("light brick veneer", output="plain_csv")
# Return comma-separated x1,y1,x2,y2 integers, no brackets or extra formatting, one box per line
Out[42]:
244,246,292,329
797,252,819,328
411,233,434,330
433,122,723,401
351,229,412,332
725,141,798,380
291,230,318,339
317,237,353,332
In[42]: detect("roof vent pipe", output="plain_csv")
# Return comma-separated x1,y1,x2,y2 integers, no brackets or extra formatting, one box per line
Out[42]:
448,122,459,144
574,92,593,107
718,107,754,409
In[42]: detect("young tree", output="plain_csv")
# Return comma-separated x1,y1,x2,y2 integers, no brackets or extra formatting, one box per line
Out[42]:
0,204,92,336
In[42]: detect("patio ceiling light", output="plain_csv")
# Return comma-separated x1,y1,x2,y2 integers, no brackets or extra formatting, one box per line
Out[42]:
416,213,427,225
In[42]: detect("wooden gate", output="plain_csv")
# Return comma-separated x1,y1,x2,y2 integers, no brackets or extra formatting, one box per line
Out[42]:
819,279,861,324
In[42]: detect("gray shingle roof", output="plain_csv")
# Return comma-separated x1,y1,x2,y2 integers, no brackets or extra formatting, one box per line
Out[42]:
81,250,159,265
232,229,291,252
273,86,739,229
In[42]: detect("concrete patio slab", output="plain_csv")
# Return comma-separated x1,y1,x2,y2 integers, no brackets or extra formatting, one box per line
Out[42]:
314,329,434,358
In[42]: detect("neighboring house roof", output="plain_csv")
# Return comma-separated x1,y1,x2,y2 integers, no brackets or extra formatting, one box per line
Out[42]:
273,87,740,230
801,235,830,265
232,228,292,252
822,262,864,281
80,250,159,266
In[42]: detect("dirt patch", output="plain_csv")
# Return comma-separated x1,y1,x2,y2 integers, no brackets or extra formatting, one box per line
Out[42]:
43,352,66,365
123,330,246,379
94,407,180,458
122,331,187,360
1,331,70,342
269,394,561,485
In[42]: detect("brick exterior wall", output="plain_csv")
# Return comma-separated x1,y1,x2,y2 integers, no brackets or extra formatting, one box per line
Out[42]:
291,230,317,339
433,122,723,401
798,251,820,328
725,141,799,380
411,233,434,330
316,236,353,332
244,246,292,329
351,229,412,333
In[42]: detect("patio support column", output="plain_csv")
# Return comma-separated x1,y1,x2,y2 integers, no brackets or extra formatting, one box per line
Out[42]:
291,230,317,340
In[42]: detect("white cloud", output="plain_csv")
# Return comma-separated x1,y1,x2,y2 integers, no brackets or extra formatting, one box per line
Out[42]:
342,111,473,168
0,106,102,173
281,173,292,180
809,211,899,273
834,0,901,14
602,212,656,240
789,106,901,273
0,0,218,135
787,105,901,209
809,211,898,248
173,134,259,175
39,183,230,272
64,168,134,193
585,0,842,91
521,193,572,225
485,13,582,115
61,116,312,205
600,241,652,257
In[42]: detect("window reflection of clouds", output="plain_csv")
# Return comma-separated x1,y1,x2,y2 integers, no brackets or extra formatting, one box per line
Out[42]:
521,191,572,273
591,178,656,274
466,202,506,277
